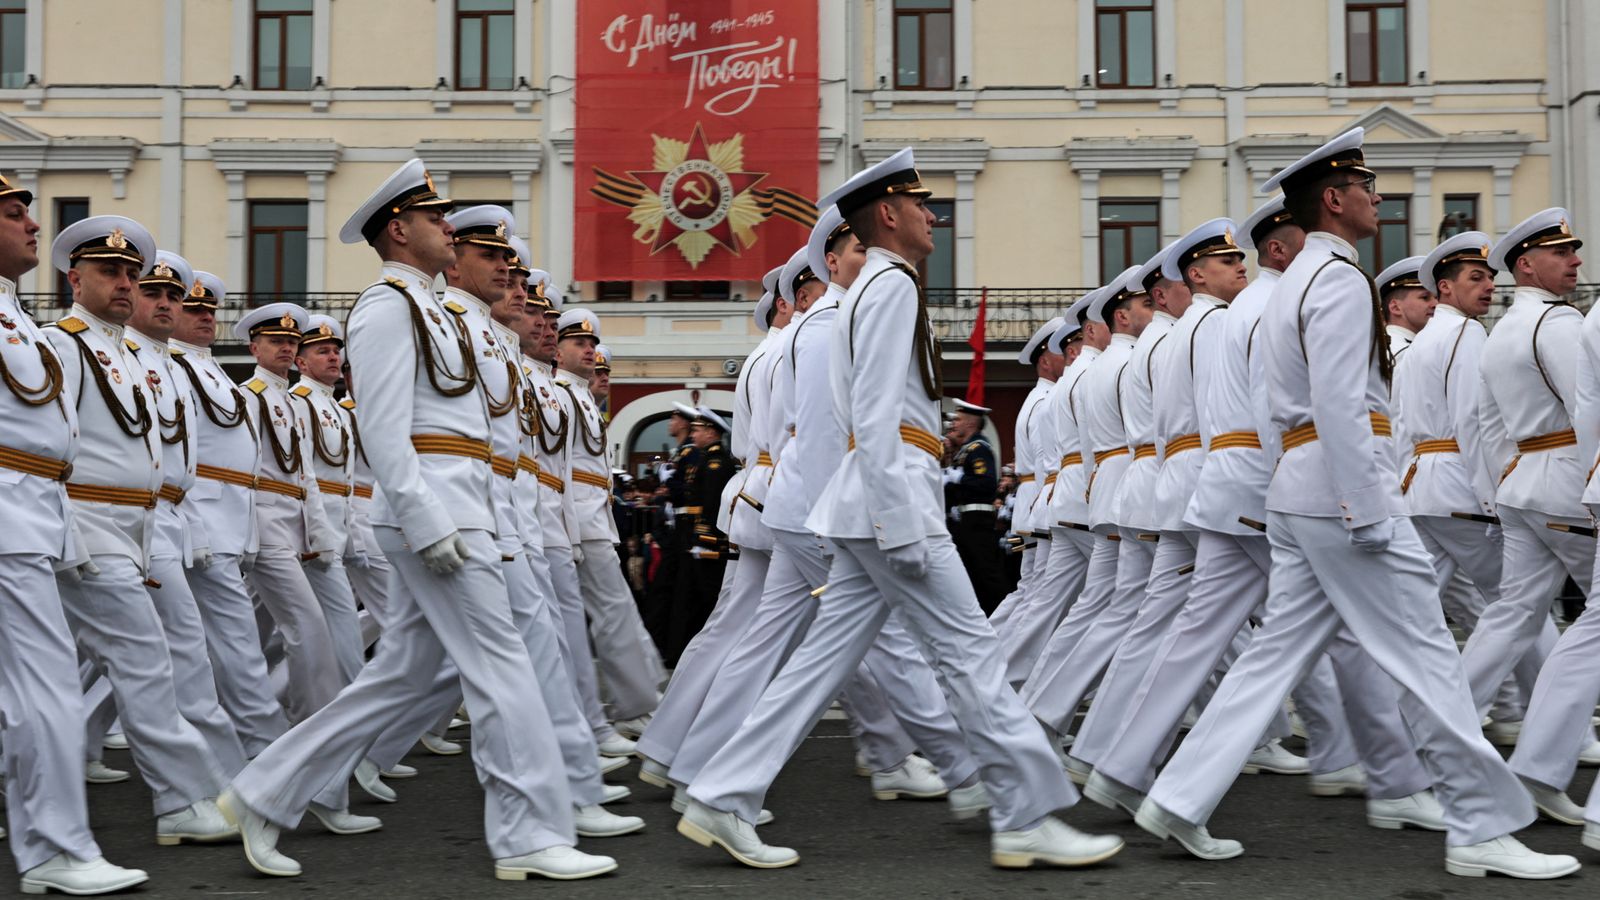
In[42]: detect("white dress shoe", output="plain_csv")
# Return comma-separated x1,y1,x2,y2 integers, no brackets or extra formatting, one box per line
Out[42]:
494,845,617,881
157,798,239,845
1523,779,1585,825
354,759,397,803
1064,756,1092,785
1134,799,1244,860
677,800,798,868
1242,739,1309,775
1583,821,1600,851
948,782,991,820
1367,791,1446,831
596,734,637,758
420,733,463,755
854,751,872,777
85,761,130,784
216,790,301,877
612,715,651,739
600,784,631,805
574,804,646,838
1308,763,1367,797
20,854,147,896
381,763,418,779
638,757,674,788
870,757,948,800
448,717,469,730
669,788,772,824
100,733,128,751
1444,835,1581,879
1083,770,1145,819
1579,741,1600,767
991,816,1124,869
1485,719,1522,747
307,803,383,835
599,755,629,776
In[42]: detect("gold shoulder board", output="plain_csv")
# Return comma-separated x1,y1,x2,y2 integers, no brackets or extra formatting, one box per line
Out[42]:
290,384,312,397
123,338,140,352
55,316,87,334
442,299,468,315
169,346,185,357
382,276,409,291
244,378,267,394
338,398,356,410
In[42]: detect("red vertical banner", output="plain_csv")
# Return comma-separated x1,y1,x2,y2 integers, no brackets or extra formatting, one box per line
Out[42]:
575,3,820,282
965,288,988,406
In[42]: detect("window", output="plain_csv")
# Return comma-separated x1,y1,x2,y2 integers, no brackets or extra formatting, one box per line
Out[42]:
1440,194,1478,239
1099,199,1160,279
893,0,953,90
1095,0,1155,88
919,199,956,303
598,281,633,301
455,0,515,91
0,3,23,89
665,281,730,301
53,198,89,300
1346,1,1407,86
248,201,308,297
1356,195,1410,277
254,0,313,90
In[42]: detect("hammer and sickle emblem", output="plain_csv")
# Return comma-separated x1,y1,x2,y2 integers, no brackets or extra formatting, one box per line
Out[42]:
679,176,715,211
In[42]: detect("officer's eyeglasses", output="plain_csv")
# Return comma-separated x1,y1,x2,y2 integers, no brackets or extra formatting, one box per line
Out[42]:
1333,174,1378,195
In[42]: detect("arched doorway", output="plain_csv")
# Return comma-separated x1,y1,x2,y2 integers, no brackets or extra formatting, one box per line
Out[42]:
611,388,738,478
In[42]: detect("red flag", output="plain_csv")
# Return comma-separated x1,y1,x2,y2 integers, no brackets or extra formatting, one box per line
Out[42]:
965,287,988,406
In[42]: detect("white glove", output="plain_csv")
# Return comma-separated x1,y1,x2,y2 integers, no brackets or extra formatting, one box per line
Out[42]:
240,551,257,574
420,532,470,574
191,546,214,570
885,542,928,579
59,558,100,584
571,543,586,566
1348,519,1394,553
307,552,334,570
943,467,963,485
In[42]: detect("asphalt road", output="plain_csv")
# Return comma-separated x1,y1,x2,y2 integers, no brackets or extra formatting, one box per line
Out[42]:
35,720,1599,899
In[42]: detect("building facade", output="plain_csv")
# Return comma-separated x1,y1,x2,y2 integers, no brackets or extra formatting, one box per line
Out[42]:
0,0,1587,465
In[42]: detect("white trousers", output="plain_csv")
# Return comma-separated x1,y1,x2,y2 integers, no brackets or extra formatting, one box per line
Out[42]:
1022,530,1154,732
186,552,288,756
302,555,368,685
544,538,613,741
344,549,392,635
233,527,574,858
145,547,248,778
58,554,224,816
1002,527,1092,687
670,529,979,790
575,539,663,720
1147,513,1533,847
247,542,344,723
987,544,1038,634
689,536,1072,830
0,553,102,872
1415,514,1542,721
1459,505,1590,717
1018,534,1119,724
1510,502,1600,794
636,550,769,768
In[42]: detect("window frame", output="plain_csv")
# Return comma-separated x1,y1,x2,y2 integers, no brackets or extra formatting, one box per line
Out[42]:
247,200,310,297
1345,0,1408,87
1094,0,1156,89
919,198,956,303
0,2,25,90
597,281,633,301
454,0,516,92
252,0,314,91
1357,193,1411,277
53,197,89,300
1097,197,1161,277
1441,193,1479,239
892,0,954,91
664,281,731,301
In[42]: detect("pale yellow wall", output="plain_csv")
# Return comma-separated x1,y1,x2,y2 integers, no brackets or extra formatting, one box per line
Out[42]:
1429,0,1545,82
1242,0,1327,85
1174,0,1226,85
42,1,163,86
971,160,1079,287
973,0,1075,87
330,0,434,88
183,0,235,86
180,161,229,274
1175,160,1226,232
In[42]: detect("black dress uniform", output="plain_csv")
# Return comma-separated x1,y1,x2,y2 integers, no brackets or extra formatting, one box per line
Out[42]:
670,427,735,664
645,437,701,656
946,435,1004,613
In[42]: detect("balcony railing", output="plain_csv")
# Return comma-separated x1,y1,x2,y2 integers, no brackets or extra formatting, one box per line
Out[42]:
20,284,1598,352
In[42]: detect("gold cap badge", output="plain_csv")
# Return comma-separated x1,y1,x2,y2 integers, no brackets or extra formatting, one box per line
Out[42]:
107,228,127,250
